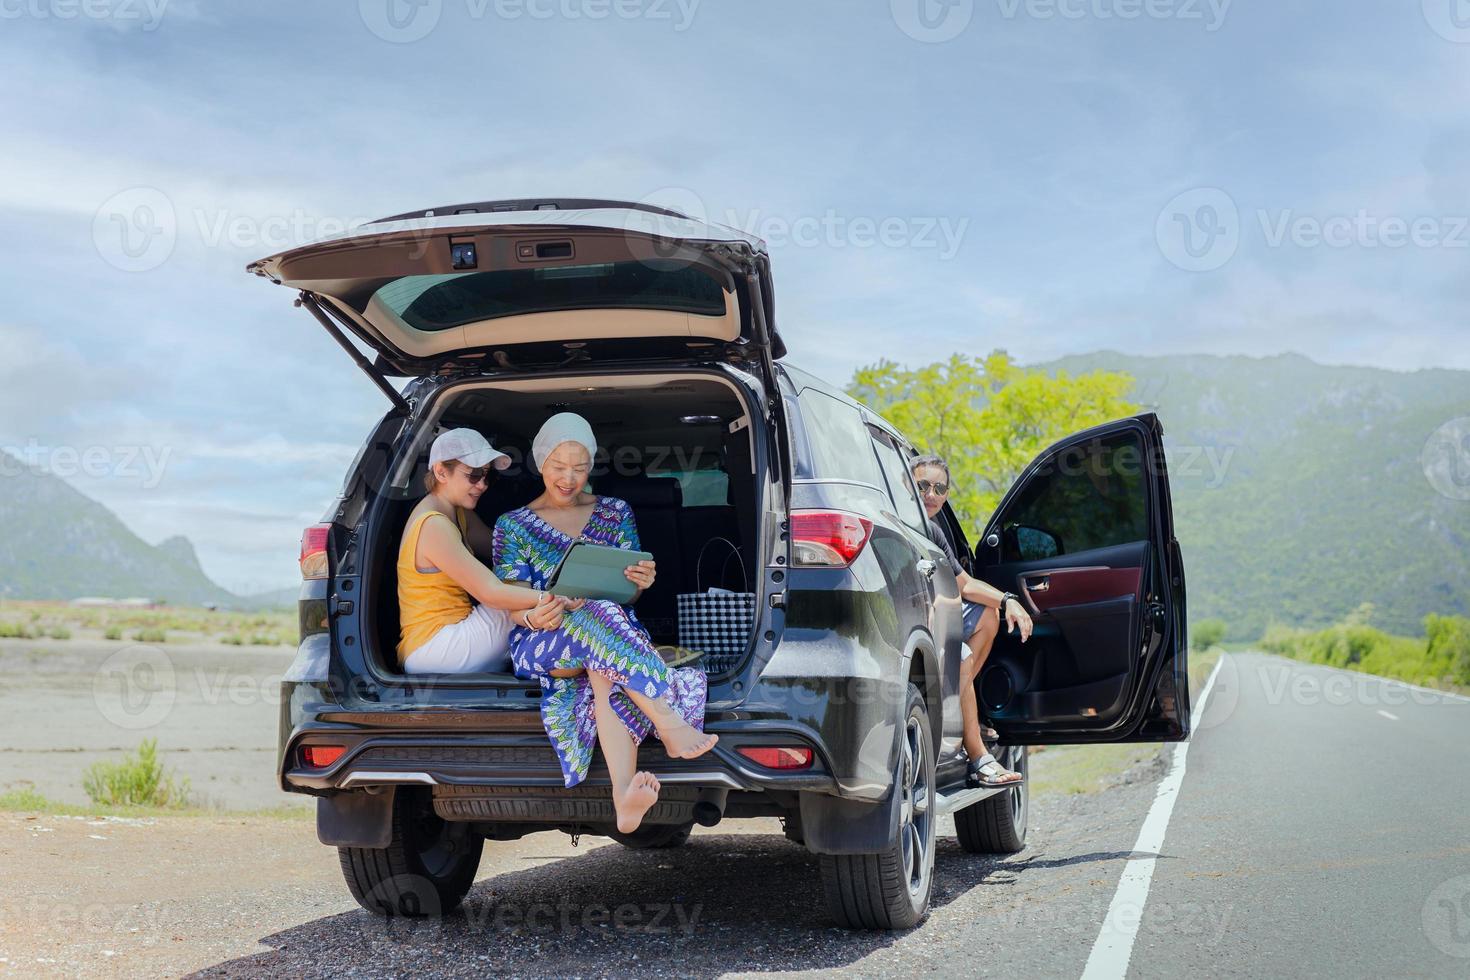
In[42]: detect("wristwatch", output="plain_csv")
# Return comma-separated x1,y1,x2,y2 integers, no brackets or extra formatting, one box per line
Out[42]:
998,592,1017,618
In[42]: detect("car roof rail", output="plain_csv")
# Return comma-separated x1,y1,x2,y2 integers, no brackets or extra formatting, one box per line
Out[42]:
368,198,688,225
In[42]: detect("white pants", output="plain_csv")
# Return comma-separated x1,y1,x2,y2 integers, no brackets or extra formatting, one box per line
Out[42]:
403,604,513,675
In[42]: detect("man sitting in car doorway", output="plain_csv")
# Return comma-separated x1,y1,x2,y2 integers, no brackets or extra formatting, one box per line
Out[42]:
910,454,1034,788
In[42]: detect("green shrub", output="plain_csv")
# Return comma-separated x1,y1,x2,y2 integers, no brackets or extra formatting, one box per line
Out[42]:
131,628,167,644
104,626,123,640
47,627,72,640
1425,614,1470,686
1191,618,1227,651
0,621,38,639
221,633,244,646
248,633,281,646
0,786,52,811
82,738,192,808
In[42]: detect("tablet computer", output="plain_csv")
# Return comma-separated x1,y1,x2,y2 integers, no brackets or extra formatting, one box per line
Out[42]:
545,542,653,604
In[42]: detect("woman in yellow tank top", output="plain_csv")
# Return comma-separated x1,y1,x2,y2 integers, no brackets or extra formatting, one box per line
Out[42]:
397,428,571,673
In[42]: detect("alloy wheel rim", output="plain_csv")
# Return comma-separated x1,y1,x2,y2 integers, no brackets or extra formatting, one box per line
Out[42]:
899,714,932,895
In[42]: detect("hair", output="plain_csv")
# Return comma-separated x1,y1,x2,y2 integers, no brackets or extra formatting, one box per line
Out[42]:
423,459,458,495
910,453,950,481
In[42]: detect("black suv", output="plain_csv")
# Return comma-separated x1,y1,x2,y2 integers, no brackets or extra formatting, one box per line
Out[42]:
255,198,1189,931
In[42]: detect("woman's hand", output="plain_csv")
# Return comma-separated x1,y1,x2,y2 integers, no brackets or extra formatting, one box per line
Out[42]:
624,559,656,591
525,593,569,631
563,597,586,612
1004,600,1034,642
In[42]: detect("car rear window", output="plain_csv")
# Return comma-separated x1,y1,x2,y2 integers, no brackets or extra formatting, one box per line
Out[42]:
373,260,728,332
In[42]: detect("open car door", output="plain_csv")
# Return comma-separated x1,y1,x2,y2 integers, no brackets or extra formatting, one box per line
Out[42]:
972,413,1189,744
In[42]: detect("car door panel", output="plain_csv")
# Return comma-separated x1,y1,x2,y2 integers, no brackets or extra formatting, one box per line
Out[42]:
974,414,1188,744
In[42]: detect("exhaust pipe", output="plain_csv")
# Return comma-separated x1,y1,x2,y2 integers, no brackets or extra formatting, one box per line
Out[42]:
691,788,729,827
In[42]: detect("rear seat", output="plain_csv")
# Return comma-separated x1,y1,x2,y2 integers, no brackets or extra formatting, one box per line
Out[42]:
595,475,684,642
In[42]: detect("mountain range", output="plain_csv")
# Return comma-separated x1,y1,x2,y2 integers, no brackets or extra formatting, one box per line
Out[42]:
1032,351,1470,640
0,451,291,609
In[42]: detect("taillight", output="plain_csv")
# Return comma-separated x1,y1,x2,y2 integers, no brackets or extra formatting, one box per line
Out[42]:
299,524,330,580
790,510,873,566
300,744,346,768
737,746,814,770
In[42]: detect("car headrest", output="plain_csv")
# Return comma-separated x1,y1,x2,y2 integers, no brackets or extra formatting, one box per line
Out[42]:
596,476,683,509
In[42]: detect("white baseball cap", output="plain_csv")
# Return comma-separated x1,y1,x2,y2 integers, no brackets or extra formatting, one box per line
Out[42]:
429,428,511,471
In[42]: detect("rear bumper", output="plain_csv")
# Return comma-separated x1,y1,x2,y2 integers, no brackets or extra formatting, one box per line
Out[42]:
281,727,836,797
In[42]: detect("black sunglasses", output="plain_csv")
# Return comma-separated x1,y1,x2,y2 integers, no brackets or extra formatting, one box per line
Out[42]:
460,465,493,485
915,479,949,496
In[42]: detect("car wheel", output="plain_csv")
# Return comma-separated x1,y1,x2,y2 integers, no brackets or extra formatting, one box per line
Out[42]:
953,744,1029,854
819,683,936,930
338,788,484,917
608,820,694,849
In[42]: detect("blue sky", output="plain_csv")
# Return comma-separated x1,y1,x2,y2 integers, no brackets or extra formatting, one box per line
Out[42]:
3,0,1469,593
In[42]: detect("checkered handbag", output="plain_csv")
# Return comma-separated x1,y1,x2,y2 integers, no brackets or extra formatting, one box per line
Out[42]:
676,537,756,675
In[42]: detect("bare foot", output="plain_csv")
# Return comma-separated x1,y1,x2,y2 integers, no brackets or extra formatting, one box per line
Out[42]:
660,722,719,760
614,771,661,833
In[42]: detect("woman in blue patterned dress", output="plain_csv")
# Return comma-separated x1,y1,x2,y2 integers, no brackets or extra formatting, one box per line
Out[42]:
492,412,717,834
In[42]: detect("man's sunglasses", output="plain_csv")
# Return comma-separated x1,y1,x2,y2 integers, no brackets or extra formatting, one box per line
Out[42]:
915,479,949,496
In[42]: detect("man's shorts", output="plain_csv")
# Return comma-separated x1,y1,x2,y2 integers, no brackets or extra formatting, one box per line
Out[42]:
960,600,986,659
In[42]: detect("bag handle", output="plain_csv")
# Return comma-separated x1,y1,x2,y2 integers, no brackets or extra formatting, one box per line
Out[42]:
695,536,748,593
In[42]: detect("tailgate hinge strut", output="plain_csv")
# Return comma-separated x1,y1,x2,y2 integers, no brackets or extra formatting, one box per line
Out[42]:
296,291,410,414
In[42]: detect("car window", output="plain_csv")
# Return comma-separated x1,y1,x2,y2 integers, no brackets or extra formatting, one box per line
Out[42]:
373,261,727,332
869,433,929,535
998,429,1149,562
649,469,729,507
797,390,884,487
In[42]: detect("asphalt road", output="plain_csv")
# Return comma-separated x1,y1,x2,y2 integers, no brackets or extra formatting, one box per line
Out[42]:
4,650,1468,978
1121,652,1470,979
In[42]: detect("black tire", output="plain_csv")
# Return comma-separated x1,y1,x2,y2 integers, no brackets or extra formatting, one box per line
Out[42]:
608,821,694,850
338,788,484,917
818,684,936,930
954,744,1029,854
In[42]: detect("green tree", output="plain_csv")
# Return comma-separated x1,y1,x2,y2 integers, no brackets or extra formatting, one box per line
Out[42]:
847,351,1139,527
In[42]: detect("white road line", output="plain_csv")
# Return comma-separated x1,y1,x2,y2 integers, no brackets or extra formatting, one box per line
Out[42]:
1079,655,1225,980
1376,709,1399,721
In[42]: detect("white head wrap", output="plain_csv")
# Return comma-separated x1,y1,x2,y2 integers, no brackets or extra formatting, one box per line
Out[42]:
531,412,598,472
